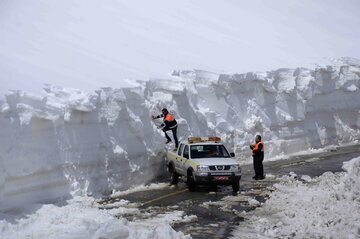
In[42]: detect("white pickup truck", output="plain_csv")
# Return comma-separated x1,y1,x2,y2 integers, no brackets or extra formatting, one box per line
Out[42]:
166,137,242,192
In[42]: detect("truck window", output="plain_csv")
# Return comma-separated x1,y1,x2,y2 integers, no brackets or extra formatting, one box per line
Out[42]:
178,144,185,156
183,145,189,159
190,145,230,158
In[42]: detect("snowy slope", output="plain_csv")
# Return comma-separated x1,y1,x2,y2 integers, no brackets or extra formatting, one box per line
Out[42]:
231,157,360,239
1,58,360,211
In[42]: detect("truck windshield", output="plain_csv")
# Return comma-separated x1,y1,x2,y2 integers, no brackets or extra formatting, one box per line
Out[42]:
190,145,230,158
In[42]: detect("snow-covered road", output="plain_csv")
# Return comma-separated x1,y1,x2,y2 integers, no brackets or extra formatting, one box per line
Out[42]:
97,144,360,239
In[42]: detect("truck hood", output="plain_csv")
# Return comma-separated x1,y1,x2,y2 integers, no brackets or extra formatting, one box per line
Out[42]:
192,157,238,165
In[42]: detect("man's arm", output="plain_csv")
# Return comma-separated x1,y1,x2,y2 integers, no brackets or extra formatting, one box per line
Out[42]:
152,114,163,119
253,143,263,153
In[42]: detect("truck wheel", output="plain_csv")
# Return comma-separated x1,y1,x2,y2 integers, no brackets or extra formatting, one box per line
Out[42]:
187,170,197,191
232,179,240,192
171,171,179,185
168,164,179,185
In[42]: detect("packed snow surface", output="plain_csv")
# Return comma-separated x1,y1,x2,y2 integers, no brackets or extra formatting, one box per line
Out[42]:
1,157,359,239
0,190,191,239
231,157,360,239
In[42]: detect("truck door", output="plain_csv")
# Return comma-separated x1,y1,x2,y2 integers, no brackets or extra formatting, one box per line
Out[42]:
180,145,190,175
175,144,185,172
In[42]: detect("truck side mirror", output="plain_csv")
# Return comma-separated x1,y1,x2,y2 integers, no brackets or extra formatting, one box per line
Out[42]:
230,152,235,157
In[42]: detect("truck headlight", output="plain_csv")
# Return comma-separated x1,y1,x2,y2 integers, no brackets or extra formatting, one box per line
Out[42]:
196,165,209,172
230,164,241,171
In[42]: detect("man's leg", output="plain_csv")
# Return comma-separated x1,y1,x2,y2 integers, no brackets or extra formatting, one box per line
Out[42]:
162,128,171,143
171,126,179,148
258,160,264,178
254,157,261,178
252,158,257,179
259,156,264,178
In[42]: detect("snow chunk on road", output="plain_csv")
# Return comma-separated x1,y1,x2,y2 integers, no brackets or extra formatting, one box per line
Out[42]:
231,157,360,239
0,196,191,239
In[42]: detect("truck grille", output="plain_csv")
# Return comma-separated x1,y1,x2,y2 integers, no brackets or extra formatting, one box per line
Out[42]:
209,165,230,171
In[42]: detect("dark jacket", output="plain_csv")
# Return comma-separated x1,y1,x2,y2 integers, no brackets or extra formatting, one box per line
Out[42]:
250,142,264,159
155,113,178,129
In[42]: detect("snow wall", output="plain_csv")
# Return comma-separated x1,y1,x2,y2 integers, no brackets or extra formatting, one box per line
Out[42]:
1,58,360,211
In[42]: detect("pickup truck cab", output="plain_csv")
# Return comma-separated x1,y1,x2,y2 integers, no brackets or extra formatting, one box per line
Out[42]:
166,137,242,192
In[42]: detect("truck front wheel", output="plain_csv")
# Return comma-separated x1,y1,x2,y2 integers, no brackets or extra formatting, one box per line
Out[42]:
168,164,179,185
187,170,197,191
232,178,240,192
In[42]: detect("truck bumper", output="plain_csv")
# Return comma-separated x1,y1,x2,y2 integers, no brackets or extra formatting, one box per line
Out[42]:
194,172,241,185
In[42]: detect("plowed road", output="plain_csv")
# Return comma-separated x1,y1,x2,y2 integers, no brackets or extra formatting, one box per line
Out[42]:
99,144,360,239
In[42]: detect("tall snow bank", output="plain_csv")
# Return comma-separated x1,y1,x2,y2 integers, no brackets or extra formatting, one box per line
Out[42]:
231,157,360,239
0,86,166,211
1,58,360,210
149,60,360,159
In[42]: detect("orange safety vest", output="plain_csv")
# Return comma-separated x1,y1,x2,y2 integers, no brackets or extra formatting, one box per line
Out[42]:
252,141,264,156
160,113,177,129
163,113,175,121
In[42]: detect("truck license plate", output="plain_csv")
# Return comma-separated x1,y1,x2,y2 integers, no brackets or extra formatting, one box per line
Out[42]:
214,176,228,181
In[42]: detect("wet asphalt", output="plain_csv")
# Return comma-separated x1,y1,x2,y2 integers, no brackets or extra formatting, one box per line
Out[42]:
98,144,360,239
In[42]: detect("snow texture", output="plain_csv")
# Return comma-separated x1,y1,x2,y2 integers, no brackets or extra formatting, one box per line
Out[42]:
0,59,360,212
0,195,190,239
231,157,360,239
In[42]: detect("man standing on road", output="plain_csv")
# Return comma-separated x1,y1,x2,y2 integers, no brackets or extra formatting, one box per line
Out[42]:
152,108,179,149
250,135,265,180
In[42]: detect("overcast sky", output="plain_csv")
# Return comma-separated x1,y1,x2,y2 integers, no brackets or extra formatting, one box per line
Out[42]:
0,0,359,95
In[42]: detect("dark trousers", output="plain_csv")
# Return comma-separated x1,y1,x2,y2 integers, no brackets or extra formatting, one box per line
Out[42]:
253,156,264,178
163,126,178,148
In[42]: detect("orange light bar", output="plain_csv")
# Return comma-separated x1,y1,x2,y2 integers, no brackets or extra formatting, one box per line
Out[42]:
208,137,221,142
188,137,202,143
188,137,221,143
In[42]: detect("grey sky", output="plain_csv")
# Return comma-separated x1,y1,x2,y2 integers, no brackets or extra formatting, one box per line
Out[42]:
0,0,359,95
